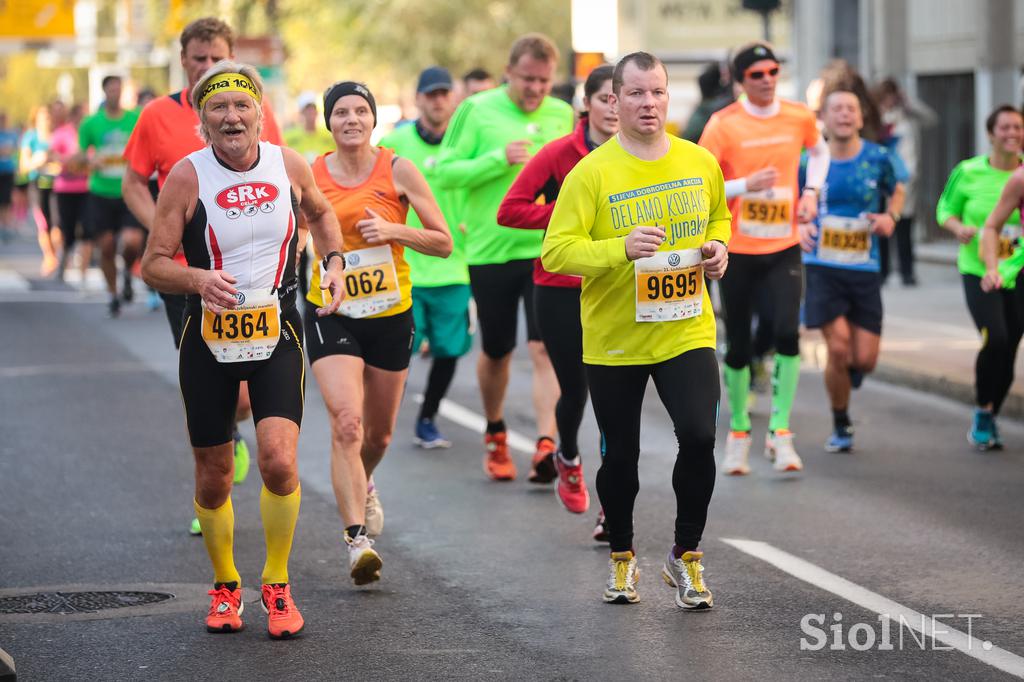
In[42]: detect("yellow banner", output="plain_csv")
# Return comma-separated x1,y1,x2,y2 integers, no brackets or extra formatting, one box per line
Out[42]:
0,0,76,39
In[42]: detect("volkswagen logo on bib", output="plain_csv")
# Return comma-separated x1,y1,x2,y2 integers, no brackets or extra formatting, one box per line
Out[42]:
348,253,361,267
668,253,681,267
235,292,246,305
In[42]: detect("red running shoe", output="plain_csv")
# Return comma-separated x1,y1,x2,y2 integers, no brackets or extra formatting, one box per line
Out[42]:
205,583,244,633
261,583,304,639
528,438,558,483
484,431,516,481
554,452,590,513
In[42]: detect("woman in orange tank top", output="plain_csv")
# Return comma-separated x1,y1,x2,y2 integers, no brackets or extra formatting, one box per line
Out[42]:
304,81,451,585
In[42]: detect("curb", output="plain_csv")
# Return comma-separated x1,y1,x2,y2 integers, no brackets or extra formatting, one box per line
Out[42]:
799,335,1024,420
872,361,1024,419
0,647,15,680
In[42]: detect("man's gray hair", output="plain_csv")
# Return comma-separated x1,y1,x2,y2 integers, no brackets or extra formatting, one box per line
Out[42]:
191,59,264,144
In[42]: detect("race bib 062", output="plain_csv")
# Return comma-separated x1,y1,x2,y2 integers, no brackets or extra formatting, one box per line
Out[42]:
322,245,401,318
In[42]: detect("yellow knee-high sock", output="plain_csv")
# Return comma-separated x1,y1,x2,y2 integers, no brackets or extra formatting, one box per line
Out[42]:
194,497,242,586
260,484,301,584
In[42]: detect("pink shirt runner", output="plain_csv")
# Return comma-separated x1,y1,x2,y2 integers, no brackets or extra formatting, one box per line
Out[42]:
50,123,89,193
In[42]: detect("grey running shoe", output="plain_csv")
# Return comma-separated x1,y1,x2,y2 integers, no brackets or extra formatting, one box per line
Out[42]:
661,550,713,610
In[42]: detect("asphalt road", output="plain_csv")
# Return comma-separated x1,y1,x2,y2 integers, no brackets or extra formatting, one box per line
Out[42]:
1,258,1023,680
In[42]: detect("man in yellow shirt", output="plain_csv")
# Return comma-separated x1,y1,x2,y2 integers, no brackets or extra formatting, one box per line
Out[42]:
543,52,730,609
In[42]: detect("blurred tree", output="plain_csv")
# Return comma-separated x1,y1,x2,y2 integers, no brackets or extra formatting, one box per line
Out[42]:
168,0,571,98
0,53,87,127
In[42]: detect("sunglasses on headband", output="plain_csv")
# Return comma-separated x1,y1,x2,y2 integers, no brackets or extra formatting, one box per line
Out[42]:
745,66,780,80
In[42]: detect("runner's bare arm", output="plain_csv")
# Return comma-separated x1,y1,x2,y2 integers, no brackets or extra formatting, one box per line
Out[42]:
283,147,342,256
357,157,452,258
123,167,157,231
282,147,344,314
980,172,1024,288
141,160,239,313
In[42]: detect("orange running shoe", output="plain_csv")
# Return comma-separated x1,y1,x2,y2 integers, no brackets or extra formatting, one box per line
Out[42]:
206,583,244,633
483,431,516,481
528,438,558,484
261,583,305,639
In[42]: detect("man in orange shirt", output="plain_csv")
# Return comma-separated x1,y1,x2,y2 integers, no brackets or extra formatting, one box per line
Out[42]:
699,42,830,475
123,16,284,535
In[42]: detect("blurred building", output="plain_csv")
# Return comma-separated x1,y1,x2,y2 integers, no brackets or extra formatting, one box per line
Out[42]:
794,0,1022,240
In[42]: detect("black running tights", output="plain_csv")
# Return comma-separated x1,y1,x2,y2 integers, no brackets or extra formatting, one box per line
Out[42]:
535,284,588,458
419,356,457,421
586,347,719,553
962,273,1024,414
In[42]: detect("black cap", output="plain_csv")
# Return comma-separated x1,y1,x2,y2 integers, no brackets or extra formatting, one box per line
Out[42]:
732,43,778,82
323,81,377,131
416,66,453,94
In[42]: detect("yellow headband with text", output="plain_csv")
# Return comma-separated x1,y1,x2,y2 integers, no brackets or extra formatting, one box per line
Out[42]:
197,73,261,110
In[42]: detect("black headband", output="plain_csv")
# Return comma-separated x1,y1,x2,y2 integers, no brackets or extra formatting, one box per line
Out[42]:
732,44,778,82
323,81,377,131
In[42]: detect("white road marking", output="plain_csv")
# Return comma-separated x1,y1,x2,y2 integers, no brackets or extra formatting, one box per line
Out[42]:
722,538,1024,679
412,394,537,454
0,270,29,291
0,361,174,379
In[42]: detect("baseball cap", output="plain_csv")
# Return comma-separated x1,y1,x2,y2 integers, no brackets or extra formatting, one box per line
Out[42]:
297,91,318,111
416,66,453,94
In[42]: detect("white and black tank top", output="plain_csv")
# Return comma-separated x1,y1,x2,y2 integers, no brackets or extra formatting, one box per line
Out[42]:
182,141,299,309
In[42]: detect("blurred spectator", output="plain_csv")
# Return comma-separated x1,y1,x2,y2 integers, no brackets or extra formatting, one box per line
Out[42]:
0,111,18,241
135,88,157,111
49,103,89,281
818,60,883,142
20,104,59,275
461,67,496,100
550,81,576,106
682,61,734,142
874,77,938,286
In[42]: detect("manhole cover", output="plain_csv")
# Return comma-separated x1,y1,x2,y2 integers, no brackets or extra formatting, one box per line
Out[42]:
0,591,173,615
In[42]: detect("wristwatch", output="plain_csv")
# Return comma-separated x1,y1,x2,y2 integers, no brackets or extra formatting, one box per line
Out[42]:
888,210,902,223
802,187,821,199
322,251,345,270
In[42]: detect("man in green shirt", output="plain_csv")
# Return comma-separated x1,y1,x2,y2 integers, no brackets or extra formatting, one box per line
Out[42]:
435,33,574,482
380,66,471,449
78,75,143,313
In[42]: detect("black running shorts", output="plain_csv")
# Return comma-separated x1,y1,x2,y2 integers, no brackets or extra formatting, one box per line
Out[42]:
468,259,541,359
179,305,305,447
304,303,414,372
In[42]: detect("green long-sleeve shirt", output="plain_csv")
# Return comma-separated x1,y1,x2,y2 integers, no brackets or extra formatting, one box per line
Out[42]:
434,86,573,265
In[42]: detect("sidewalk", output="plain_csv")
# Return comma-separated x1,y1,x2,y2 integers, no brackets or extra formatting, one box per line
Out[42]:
1,234,1018,418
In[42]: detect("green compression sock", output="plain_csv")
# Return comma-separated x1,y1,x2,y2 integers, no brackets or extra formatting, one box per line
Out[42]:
723,364,752,432
769,353,801,432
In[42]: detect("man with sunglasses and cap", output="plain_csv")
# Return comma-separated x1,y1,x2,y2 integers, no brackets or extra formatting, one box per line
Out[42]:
699,42,830,476
380,66,471,450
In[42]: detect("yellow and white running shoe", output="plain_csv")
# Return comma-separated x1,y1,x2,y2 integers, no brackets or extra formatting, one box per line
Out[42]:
603,551,640,604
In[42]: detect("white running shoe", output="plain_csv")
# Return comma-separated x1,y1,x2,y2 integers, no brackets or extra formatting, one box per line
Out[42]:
722,432,752,475
345,532,382,586
365,486,383,537
765,430,803,472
